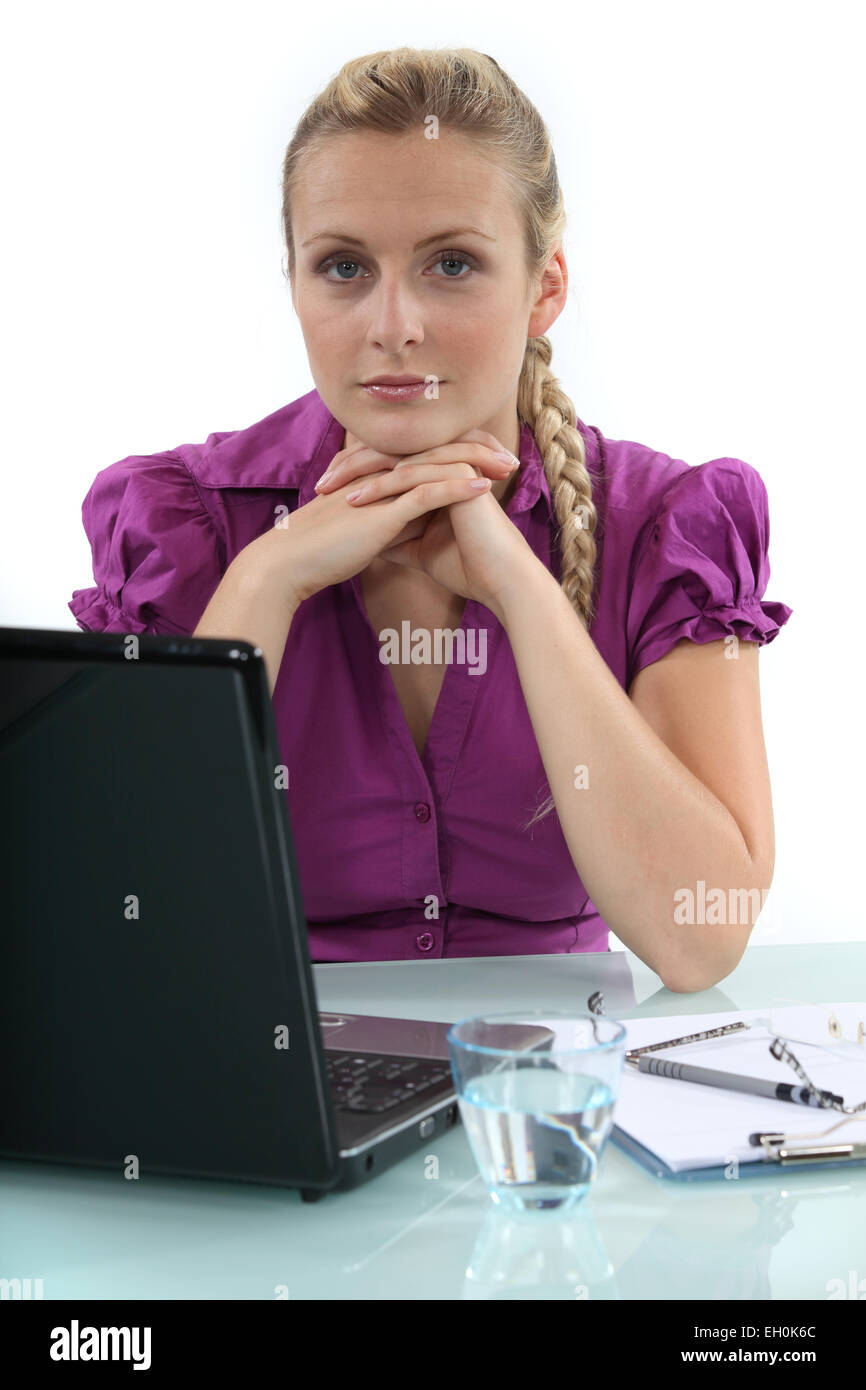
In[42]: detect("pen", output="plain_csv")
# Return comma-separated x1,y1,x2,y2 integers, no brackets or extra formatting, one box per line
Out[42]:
624,1021,749,1063
632,1054,843,1108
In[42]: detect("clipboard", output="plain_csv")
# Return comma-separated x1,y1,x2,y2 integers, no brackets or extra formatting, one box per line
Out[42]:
606,1004,866,1180
610,1124,866,1181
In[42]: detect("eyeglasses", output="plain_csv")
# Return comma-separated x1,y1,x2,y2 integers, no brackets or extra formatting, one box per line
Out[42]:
755,1000,866,1115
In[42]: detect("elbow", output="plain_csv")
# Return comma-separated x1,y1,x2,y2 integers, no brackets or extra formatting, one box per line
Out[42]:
660,964,738,995
659,946,746,994
659,911,770,992
657,917,755,994
658,848,775,994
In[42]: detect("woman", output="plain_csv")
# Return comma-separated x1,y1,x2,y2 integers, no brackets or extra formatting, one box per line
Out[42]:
69,48,792,987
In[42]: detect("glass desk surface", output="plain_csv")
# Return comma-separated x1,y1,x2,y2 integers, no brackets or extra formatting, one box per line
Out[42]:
2,943,864,1300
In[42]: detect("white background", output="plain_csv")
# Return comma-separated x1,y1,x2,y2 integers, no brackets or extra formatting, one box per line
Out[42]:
1,0,862,947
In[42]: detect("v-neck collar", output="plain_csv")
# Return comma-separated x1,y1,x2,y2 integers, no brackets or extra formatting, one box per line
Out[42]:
344,416,551,796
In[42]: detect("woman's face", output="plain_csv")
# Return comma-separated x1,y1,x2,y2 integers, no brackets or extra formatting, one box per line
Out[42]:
289,128,566,461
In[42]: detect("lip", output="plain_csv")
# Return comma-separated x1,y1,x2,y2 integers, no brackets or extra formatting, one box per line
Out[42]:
362,375,427,385
362,380,438,402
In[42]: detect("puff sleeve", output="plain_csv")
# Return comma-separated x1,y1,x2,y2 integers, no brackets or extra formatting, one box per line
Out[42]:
68,451,223,635
626,457,792,687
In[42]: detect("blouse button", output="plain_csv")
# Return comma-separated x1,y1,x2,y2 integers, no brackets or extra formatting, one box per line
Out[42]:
414,802,431,823
416,932,435,952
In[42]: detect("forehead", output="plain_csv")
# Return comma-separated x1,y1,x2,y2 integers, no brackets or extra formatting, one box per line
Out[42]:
293,129,520,240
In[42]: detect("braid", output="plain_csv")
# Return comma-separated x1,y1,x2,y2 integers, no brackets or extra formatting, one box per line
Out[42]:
518,335,599,830
518,335,598,627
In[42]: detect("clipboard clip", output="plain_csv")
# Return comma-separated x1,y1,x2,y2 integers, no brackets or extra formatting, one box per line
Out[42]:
749,1115,866,1165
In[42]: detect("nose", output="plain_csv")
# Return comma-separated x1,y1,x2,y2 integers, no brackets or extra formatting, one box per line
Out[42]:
364,274,425,353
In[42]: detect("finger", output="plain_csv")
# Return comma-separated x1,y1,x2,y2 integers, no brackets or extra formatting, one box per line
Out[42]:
320,438,518,493
391,440,519,477
318,440,514,492
361,439,517,482
314,445,402,493
391,454,482,481
344,461,487,505
386,515,435,548
354,477,492,521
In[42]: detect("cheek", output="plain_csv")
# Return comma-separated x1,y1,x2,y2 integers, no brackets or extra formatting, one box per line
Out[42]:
450,294,515,342
456,321,517,375
295,286,348,337
442,313,498,359
302,313,350,359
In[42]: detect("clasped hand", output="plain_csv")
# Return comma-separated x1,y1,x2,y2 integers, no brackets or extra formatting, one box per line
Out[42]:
314,428,540,619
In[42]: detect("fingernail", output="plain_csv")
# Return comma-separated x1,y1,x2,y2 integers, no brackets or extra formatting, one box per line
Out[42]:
470,479,491,489
346,488,364,501
495,452,520,469
315,472,332,490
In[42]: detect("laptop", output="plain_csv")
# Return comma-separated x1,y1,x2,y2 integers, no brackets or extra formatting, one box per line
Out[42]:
0,626,549,1200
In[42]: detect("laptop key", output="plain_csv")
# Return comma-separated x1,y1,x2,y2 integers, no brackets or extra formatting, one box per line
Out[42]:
342,1094,401,1113
327,1052,454,1114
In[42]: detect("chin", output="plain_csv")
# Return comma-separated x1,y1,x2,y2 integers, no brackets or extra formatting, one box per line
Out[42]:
357,415,453,450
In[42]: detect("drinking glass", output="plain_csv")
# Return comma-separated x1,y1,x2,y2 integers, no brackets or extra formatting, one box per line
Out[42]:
447,1010,627,1215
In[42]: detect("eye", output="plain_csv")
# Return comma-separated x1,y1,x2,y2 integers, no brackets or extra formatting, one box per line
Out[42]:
317,256,366,283
315,250,477,283
429,252,474,279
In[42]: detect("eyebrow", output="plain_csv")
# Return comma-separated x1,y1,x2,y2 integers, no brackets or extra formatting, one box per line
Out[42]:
301,226,496,250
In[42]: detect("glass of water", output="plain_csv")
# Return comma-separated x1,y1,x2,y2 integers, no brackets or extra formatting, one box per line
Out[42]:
448,1010,627,1216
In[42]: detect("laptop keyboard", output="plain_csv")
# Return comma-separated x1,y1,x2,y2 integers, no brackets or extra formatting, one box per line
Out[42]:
325,1051,454,1114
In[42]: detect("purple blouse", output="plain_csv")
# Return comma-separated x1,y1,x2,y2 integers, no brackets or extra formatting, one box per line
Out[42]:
69,389,793,962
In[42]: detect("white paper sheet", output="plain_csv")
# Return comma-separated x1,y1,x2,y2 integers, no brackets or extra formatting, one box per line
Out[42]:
612,1004,866,1172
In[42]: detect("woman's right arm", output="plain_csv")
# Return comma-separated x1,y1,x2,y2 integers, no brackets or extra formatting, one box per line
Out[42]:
192,535,301,699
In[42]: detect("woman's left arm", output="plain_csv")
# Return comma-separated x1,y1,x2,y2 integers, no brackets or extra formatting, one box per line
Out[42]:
491,561,776,994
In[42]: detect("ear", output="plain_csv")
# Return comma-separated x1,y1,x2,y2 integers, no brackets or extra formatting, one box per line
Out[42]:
527,243,568,338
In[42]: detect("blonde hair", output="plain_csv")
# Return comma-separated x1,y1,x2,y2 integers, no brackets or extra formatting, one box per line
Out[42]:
280,47,598,829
